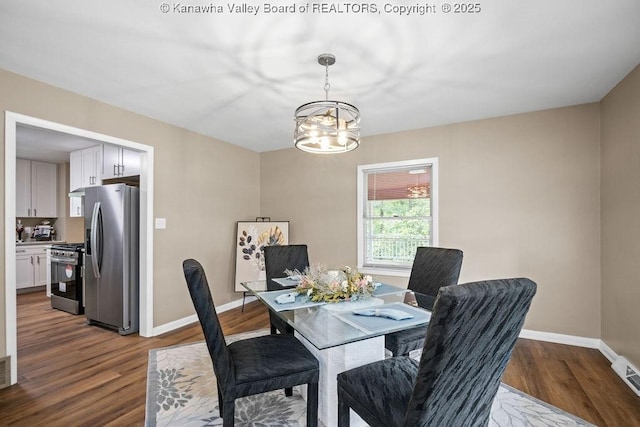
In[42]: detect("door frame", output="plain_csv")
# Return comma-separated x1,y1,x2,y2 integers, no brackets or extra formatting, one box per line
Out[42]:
4,111,155,385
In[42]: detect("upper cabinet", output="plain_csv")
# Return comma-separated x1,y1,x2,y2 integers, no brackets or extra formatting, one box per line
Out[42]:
69,144,140,217
102,145,140,179
16,159,57,218
70,145,102,191
69,145,102,217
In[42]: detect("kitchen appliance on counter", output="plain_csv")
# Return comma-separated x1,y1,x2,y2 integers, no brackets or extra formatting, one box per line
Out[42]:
84,184,139,335
50,243,85,314
33,224,55,241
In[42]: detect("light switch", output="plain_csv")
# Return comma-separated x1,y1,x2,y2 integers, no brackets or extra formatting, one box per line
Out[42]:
155,218,167,229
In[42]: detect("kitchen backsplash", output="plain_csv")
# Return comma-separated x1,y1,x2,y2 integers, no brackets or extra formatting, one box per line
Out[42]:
16,217,58,242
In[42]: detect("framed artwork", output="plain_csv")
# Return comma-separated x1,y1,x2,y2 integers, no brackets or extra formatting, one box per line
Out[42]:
234,220,289,292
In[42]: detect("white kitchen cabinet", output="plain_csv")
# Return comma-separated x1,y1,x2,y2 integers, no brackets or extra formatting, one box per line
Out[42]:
102,144,140,179
16,159,57,218
69,145,102,217
16,159,31,218
70,195,83,218
70,151,83,217
15,250,34,289
16,245,50,290
70,145,102,190
70,151,83,190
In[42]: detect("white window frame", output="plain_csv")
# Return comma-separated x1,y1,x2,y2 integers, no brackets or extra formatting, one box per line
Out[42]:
357,158,439,277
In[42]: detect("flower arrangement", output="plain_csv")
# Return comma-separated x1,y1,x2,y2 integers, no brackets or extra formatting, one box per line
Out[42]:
289,265,375,303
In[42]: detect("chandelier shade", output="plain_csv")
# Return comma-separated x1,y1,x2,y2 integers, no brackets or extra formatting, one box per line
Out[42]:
294,100,360,154
294,54,361,154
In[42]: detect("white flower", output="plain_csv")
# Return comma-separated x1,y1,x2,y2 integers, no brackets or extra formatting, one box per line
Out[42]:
341,280,348,290
364,275,373,283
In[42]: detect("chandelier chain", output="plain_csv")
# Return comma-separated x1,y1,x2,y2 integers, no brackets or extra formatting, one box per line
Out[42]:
324,60,330,100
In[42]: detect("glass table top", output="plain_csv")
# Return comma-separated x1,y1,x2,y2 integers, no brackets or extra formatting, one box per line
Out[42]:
242,280,432,350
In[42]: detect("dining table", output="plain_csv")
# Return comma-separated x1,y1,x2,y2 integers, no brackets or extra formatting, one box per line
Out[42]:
242,278,432,427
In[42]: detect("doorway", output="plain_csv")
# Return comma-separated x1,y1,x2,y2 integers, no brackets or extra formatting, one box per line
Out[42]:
4,111,155,385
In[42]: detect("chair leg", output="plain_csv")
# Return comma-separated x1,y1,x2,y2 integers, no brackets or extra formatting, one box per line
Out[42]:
270,322,277,335
306,381,319,427
337,388,350,427
217,385,224,417
222,399,235,427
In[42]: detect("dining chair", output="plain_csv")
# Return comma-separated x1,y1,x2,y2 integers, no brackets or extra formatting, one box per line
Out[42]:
264,244,310,335
337,277,536,427
183,259,319,427
385,246,464,356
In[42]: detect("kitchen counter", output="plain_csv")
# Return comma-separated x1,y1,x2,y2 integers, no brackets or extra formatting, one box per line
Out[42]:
16,240,65,246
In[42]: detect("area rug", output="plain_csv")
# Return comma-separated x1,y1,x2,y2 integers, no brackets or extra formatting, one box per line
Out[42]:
145,330,595,427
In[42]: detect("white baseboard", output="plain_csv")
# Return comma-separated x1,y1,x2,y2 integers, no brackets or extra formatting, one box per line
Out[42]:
599,340,618,364
519,329,600,349
152,295,257,336
519,331,640,396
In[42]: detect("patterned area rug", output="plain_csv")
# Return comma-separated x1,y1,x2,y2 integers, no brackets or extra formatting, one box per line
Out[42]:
145,330,594,427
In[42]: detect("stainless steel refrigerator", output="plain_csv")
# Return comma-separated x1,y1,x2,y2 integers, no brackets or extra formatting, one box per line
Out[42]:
83,184,139,335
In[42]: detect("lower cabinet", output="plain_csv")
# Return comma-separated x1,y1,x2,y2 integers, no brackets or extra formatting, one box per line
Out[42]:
16,245,50,290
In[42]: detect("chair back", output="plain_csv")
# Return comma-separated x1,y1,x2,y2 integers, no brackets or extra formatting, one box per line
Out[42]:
405,278,536,426
183,259,235,394
408,247,463,309
264,244,310,291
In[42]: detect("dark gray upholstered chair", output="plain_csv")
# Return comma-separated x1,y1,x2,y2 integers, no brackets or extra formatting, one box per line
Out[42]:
337,278,536,427
385,246,464,356
183,259,319,427
264,244,310,335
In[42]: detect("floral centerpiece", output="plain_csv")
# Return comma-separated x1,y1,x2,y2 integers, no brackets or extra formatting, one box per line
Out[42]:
288,265,375,303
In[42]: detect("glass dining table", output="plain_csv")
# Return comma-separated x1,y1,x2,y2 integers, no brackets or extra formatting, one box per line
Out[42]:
241,279,432,427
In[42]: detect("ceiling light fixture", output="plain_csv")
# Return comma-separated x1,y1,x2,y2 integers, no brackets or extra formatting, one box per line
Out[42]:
294,53,360,154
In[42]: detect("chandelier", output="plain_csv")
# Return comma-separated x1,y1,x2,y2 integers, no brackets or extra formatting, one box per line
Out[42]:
294,53,361,154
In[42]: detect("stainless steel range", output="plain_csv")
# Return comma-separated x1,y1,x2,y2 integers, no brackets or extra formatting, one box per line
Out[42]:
50,243,84,314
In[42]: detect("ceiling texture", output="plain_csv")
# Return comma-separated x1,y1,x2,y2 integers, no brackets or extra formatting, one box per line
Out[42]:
1,0,639,153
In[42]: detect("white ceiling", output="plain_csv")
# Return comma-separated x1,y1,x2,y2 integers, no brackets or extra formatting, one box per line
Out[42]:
1,0,639,153
16,125,103,162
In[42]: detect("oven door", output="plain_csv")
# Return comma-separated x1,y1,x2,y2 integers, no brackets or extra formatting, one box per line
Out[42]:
51,260,81,300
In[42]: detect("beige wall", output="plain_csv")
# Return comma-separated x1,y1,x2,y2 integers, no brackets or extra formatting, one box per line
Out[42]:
601,64,640,368
3,62,638,367
261,104,602,337
54,162,84,243
0,68,261,357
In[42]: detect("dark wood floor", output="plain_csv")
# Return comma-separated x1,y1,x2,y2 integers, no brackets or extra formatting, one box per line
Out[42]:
1,292,639,426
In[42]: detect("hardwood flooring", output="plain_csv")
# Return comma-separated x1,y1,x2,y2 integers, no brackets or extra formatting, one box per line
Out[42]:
1,291,639,426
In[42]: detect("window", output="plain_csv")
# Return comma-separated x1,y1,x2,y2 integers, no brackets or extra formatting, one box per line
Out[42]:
357,158,438,275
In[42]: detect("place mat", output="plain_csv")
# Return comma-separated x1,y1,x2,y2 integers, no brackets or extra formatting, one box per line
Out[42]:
335,302,431,334
320,297,384,312
258,289,326,312
372,283,408,297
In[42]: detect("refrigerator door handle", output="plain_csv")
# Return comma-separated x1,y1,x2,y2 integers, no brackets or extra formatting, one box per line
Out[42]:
90,201,102,279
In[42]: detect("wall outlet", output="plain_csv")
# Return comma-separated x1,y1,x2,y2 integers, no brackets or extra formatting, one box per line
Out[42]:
155,218,166,229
